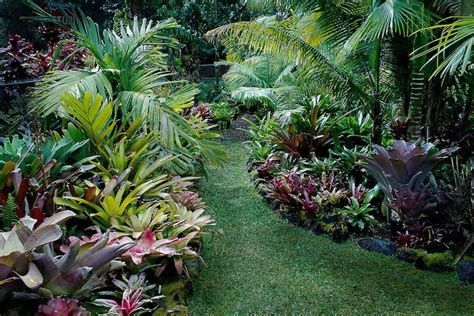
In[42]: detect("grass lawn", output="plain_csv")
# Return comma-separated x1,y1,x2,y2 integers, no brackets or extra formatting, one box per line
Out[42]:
188,141,474,314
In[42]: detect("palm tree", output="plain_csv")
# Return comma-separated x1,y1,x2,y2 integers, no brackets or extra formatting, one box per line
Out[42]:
208,0,434,143
207,6,372,112
412,4,473,263
26,1,225,164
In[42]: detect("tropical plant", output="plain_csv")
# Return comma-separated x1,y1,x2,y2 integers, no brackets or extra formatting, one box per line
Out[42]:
59,91,198,176
172,190,206,212
171,201,214,235
0,133,95,225
188,103,213,121
32,232,133,297
340,186,380,230
271,117,331,160
118,229,200,277
94,272,163,315
389,189,436,224
95,287,162,316
0,211,75,302
99,288,145,315
217,55,295,109
210,102,235,129
37,298,89,316
210,0,474,144
267,171,320,217
247,141,274,163
300,157,336,177
0,133,91,178
0,194,17,230
0,34,41,81
208,1,434,142
26,2,225,164
115,204,169,239
331,145,371,174
316,174,347,208
55,173,176,230
360,139,458,197
414,16,474,79
332,112,373,148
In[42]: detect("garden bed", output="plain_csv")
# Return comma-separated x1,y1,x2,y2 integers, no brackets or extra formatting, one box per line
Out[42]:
244,132,473,283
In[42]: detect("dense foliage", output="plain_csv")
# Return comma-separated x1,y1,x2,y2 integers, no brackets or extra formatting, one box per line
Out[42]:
209,0,474,273
0,2,218,314
0,0,473,314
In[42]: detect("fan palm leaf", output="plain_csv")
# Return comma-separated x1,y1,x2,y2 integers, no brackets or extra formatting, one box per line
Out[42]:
340,0,433,58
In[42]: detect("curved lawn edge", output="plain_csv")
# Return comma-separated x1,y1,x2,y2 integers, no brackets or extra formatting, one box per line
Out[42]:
188,141,474,314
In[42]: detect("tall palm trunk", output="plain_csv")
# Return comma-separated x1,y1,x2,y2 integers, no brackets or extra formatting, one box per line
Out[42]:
461,77,473,131
407,71,424,140
391,36,412,116
407,35,428,140
372,38,383,144
455,160,474,264
424,77,444,137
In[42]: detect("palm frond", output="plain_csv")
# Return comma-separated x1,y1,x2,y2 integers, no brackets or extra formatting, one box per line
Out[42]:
34,70,113,116
231,87,277,107
341,0,433,58
207,20,370,104
413,16,474,78
432,0,463,15
28,7,223,163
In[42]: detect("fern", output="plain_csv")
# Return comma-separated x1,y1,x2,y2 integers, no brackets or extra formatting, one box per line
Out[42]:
1,194,18,231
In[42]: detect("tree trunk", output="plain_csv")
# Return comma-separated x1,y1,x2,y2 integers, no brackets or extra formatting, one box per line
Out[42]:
407,35,428,140
372,39,382,144
461,79,473,132
424,77,443,137
407,71,424,140
391,36,412,116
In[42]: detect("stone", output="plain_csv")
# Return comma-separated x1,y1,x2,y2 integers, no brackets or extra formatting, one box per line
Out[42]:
357,238,397,256
457,261,474,284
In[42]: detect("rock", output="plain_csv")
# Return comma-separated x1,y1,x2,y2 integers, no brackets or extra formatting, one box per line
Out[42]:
357,238,397,256
357,238,373,250
458,261,474,284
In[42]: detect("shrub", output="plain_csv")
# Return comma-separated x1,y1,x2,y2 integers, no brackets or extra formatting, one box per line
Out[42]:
211,102,235,129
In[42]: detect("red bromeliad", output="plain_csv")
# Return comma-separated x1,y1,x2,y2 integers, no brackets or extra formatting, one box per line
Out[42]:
98,288,145,316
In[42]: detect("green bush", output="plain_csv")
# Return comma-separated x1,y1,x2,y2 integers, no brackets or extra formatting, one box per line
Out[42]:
211,102,236,129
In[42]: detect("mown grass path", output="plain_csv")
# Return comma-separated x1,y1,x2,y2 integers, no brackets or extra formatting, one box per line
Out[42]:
188,141,474,314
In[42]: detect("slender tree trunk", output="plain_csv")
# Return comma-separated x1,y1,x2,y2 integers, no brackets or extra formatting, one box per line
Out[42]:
391,36,412,116
455,160,474,264
407,35,428,141
407,71,424,140
461,79,473,132
372,39,382,144
424,78,443,139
